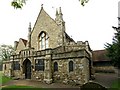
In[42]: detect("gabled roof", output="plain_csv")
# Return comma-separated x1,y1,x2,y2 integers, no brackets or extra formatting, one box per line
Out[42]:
65,32,75,42
31,6,58,34
92,50,110,62
20,38,27,46
31,6,75,43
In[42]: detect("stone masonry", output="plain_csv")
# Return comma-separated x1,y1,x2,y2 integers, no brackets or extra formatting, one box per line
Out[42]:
3,5,93,85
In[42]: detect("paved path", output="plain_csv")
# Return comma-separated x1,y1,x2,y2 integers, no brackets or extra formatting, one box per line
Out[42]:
93,73,118,88
1,79,80,88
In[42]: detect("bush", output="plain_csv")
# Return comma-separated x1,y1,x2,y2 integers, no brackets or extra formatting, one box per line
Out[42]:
80,82,108,90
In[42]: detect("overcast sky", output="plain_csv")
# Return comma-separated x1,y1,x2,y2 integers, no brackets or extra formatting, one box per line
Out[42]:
0,0,119,50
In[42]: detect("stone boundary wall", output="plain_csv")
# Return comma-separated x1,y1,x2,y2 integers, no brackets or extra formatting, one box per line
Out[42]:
94,66,115,73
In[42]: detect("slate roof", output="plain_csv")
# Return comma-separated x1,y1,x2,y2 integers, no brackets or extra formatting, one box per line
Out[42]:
20,38,27,46
92,50,110,62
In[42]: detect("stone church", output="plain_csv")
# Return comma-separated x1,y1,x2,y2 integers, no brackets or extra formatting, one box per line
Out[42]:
3,5,93,85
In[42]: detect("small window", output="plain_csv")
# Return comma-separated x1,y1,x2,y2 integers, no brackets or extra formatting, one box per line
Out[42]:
69,61,74,72
4,64,6,70
35,59,44,71
54,62,58,72
29,51,30,55
13,61,20,70
24,51,25,56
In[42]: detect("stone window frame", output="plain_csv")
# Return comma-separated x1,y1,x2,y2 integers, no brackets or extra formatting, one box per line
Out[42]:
53,62,58,72
35,59,44,71
68,60,74,72
38,31,49,50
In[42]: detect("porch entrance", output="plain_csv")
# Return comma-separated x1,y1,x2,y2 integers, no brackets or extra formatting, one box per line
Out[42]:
23,59,31,79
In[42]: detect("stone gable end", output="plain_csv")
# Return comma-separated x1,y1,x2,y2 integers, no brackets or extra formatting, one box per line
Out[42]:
31,7,62,50
16,38,26,54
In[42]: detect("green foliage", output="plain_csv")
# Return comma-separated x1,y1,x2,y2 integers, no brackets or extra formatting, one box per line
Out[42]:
105,25,120,68
0,44,14,62
80,0,89,6
11,1,23,9
11,0,89,9
11,0,26,9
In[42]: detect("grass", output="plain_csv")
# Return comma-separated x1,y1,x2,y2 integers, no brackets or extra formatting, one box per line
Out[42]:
1,76,12,84
0,71,12,84
2,85,35,88
0,71,2,83
0,72,47,89
111,79,120,89
2,85,48,90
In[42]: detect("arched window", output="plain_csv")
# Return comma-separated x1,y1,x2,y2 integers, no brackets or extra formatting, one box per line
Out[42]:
69,61,74,72
38,32,49,50
54,62,58,72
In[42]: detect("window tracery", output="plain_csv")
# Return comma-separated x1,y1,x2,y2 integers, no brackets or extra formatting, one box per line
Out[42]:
38,32,49,50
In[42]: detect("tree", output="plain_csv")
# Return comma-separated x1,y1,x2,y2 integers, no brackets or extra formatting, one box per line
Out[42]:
0,44,14,62
105,18,120,68
11,0,89,9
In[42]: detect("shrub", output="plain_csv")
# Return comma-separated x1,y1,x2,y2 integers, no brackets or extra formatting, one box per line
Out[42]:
80,82,108,90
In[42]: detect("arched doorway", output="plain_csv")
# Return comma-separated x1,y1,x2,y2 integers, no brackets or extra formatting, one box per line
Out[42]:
23,59,31,79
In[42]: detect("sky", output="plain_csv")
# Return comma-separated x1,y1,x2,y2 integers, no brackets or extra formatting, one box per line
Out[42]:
0,0,119,50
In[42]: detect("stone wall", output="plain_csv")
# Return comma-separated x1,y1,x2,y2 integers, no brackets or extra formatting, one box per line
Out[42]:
13,70,21,78
51,46,91,85
31,8,62,50
94,66,115,73
3,61,12,77
52,58,90,85
32,71,44,81
3,45,92,85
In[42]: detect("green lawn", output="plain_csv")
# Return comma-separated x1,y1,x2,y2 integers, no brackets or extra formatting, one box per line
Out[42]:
0,72,46,89
0,71,2,83
0,71,12,84
1,76,12,84
111,79,120,89
2,85,35,88
2,85,48,90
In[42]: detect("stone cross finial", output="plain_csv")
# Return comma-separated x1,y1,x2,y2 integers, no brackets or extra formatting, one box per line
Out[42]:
41,4,43,8
28,22,31,31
